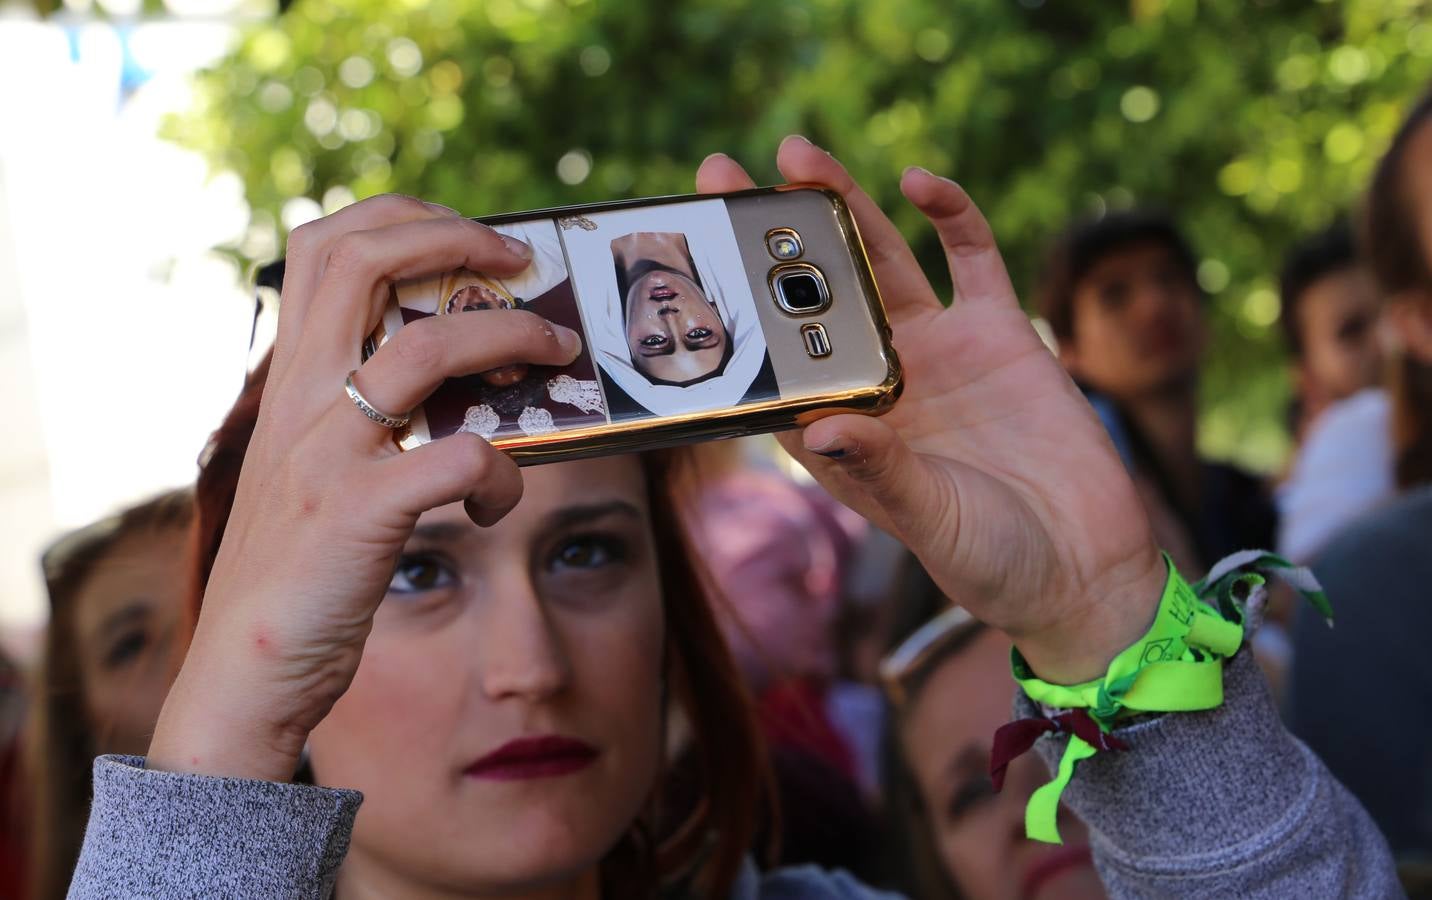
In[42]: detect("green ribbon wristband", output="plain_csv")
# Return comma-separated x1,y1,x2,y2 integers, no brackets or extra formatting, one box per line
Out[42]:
1008,550,1329,844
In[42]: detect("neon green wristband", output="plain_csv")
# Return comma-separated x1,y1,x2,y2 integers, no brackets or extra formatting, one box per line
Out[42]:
1006,551,1329,844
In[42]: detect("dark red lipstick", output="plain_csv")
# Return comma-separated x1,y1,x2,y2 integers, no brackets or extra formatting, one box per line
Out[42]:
1020,844,1092,900
465,736,599,781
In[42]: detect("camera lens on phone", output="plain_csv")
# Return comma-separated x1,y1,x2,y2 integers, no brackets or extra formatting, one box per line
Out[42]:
772,265,831,315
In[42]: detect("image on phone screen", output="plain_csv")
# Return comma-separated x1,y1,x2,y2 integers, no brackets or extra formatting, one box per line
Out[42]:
378,197,785,443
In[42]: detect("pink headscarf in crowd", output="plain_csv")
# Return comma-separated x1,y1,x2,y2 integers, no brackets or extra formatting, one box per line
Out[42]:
686,468,866,690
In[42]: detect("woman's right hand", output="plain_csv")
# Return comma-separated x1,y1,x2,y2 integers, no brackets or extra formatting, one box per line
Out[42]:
148,195,583,783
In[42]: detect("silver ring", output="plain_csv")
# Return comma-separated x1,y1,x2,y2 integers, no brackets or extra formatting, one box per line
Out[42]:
344,370,410,429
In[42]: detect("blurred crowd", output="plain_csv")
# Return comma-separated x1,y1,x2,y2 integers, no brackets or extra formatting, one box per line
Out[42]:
3,87,1432,900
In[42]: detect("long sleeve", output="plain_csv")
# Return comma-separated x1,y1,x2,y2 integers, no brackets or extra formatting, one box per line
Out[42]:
1017,652,1401,898
68,755,362,900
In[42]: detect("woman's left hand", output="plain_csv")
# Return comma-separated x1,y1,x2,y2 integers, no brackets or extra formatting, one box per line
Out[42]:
697,138,1165,684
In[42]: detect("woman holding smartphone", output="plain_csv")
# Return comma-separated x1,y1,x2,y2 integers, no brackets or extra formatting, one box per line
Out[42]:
69,139,1395,899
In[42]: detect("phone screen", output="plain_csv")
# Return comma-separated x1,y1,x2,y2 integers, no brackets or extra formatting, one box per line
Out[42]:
377,197,786,445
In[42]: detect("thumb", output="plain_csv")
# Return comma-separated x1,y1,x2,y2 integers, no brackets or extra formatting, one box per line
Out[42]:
796,414,947,539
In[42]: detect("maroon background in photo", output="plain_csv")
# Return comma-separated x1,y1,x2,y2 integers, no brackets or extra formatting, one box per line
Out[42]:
401,277,608,439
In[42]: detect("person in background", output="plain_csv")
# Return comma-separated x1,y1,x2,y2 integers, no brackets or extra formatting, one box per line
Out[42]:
1277,220,1385,441
25,490,193,900
1287,87,1432,871
1036,212,1277,574
684,466,885,876
1259,221,1387,695
879,553,1105,900
1275,221,1398,565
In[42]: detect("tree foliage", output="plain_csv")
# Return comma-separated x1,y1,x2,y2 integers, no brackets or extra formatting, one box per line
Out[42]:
167,0,1432,470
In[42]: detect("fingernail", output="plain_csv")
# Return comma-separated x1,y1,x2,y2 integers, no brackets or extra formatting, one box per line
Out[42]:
808,436,856,460
424,201,461,216
552,323,582,354
500,234,533,260
904,165,932,179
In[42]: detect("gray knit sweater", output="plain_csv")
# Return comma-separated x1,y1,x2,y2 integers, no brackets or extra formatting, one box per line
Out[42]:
68,653,1400,899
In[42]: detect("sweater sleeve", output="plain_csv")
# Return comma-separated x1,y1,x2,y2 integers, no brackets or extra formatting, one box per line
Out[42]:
1017,652,1402,898
68,755,362,900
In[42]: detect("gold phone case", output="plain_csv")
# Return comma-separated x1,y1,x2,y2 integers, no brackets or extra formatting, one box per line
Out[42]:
365,185,902,465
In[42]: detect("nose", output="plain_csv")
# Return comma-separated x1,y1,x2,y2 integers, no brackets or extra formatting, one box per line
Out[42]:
478,579,573,703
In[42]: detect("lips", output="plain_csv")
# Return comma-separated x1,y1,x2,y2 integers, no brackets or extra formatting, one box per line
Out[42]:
464,735,599,781
1020,843,1093,900
648,285,677,301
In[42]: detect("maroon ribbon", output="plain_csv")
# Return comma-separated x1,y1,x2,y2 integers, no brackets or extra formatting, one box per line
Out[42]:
990,708,1128,791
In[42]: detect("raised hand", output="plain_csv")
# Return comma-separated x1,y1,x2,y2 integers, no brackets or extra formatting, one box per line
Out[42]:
698,139,1165,684
148,196,582,781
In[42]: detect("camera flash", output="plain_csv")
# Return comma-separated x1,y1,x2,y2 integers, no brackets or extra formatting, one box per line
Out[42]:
766,229,803,260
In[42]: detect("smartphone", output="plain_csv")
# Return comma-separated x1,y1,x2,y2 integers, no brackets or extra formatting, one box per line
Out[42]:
364,185,902,464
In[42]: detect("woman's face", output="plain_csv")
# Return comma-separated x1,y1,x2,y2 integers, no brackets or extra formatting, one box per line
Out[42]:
70,526,188,756
307,456,666,897
624,271,729,385
901,629,1105,900
1062,241,1206,401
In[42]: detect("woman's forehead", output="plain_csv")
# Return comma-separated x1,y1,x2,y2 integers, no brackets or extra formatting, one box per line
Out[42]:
414,455,650,529
72,532,188,633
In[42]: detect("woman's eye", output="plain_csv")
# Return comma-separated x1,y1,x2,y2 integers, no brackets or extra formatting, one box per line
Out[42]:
1338,315,1371,342
104,631,149,670
549,535,627,572
685,327,713,343
389,554,458,594
945,777,996,823
640,334,669,349
1099,282,1130,310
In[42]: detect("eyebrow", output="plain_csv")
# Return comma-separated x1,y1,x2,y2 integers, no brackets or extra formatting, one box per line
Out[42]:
99,602,151,641
540,499,643,532
943,743,986,784
409,500,644,545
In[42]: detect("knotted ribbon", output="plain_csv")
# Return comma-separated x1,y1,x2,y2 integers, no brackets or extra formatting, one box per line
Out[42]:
995,551,1328,844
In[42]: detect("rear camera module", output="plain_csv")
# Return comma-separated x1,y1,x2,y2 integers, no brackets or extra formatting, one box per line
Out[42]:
771,264,831,315
766,228,804,260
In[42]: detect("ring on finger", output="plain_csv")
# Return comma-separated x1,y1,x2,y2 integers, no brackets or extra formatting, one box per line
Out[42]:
344,370,411,429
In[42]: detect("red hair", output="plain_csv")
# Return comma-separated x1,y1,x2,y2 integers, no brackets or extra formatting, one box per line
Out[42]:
187,353,771,896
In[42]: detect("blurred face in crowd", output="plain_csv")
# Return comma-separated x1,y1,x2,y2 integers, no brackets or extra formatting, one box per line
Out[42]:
1389,119,1432,364
70,526,188,756
1060,241,1206,400
901,629,1105,900
1292,265,1384,409
306,457,667,897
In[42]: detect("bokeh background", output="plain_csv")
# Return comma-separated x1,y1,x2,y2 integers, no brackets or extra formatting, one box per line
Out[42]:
2,0,1431,639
